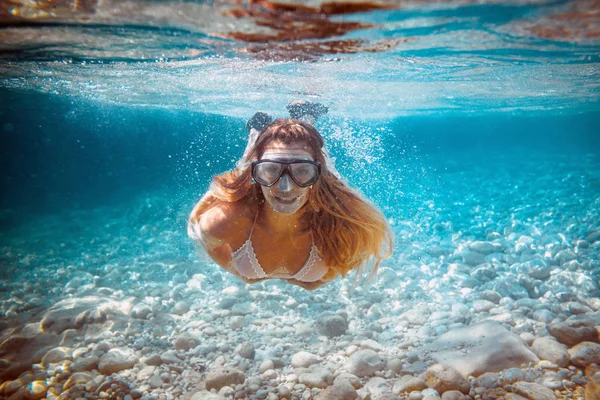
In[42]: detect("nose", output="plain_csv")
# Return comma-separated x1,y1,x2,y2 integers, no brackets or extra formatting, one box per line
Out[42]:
278,174,293,191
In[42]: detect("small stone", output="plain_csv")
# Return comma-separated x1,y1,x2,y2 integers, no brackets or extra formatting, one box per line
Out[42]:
473,372,500,389
291,351,320,368
547,317,599,347
24,381,47,400
63,372,93,390
569,342,600,367
98,348,139,375
393,376,427,394
317,312,348,337
511,381,557,400
314,378,358,400
236,343,255,360
230,316,245,330
585,373,600,400
174,334,198,351
205,368,246,391
41,347,72,366
160,350,183,364
72,355,99,372
298,366,333,388
531,337,570,368
344,349,386,377
424,364,470,394
441,391,468,400
131,303,152,319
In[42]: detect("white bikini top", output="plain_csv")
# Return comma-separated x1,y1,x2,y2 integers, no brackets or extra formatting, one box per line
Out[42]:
230,213,329,282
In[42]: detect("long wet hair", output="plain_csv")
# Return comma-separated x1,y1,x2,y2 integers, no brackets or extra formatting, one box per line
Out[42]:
189,118,393,284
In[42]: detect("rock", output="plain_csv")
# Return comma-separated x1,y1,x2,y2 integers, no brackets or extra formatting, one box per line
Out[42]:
523,260,551,280
532,310,555,324
236,343,255,360
23,381,47,400
468,241,502,255
137,366,157,381
424,364,470,394
98,348,139,375
315,378,358,400
230,316,245,330
334,372,361,390
160,350,183,364
547,317,599,347
473,300,495,313
317,313,348,337
585,373,600,400
482,388,508,399
393,376,427,394
441,391,469,400
360,339,384,352
231,302,255,316
531,337,570,367
190,391,225,400
41,347,72,366
473,372,500,389
499,368,535,386
422,388,441,399
174,334,198,351
172,301,190,315
511,382,557,400
72,355,99,372
40,296,127,334
344,349,386,377
400,305,430,326
586,230,600,243
505,395,529,400
479,290,502,304
292,352,320,368
426,321,539,378
569,342,600,367
298,366,333,388
461,250,486,266
365,376,388,397
63,372,93,390
204,368,245,391
131,303,152,319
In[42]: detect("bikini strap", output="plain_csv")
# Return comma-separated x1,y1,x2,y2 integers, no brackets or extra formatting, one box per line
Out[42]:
249,209,260,238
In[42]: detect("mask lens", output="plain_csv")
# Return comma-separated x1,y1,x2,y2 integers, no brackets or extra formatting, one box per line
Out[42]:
290,162,318,187
254,162,283,186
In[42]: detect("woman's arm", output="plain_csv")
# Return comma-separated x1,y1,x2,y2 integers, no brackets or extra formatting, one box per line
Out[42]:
188,202,256,282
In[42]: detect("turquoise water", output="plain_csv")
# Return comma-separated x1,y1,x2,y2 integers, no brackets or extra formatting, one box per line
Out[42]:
1,1,600,399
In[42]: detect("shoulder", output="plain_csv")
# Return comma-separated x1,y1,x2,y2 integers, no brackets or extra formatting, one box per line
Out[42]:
200,201,255,241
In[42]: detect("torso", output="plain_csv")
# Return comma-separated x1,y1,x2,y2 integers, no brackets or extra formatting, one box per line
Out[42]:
227,202,315,276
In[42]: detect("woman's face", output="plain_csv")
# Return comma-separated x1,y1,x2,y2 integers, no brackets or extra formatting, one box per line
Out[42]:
258,141,314,215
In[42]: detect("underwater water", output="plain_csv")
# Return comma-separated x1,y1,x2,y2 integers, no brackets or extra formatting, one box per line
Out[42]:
1,0,600,399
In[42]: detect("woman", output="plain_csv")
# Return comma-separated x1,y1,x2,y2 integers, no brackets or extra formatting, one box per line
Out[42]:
188,102,392,290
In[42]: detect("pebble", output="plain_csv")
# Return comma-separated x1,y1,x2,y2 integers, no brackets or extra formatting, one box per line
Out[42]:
344,349,386,377
292,352,320,368
98,348,139,375
511,381,557,400
569,341,600,367
531,337,570,368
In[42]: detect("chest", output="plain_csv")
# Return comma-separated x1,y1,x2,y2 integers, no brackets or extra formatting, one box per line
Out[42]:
244,228,314,275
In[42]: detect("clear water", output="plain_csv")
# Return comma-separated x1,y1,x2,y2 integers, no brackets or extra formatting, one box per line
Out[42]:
1,0,600,398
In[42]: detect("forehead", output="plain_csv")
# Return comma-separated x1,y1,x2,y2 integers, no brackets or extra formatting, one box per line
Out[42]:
261,141,313,160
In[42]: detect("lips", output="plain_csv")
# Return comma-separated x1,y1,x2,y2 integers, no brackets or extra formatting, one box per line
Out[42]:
274,195,298,204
